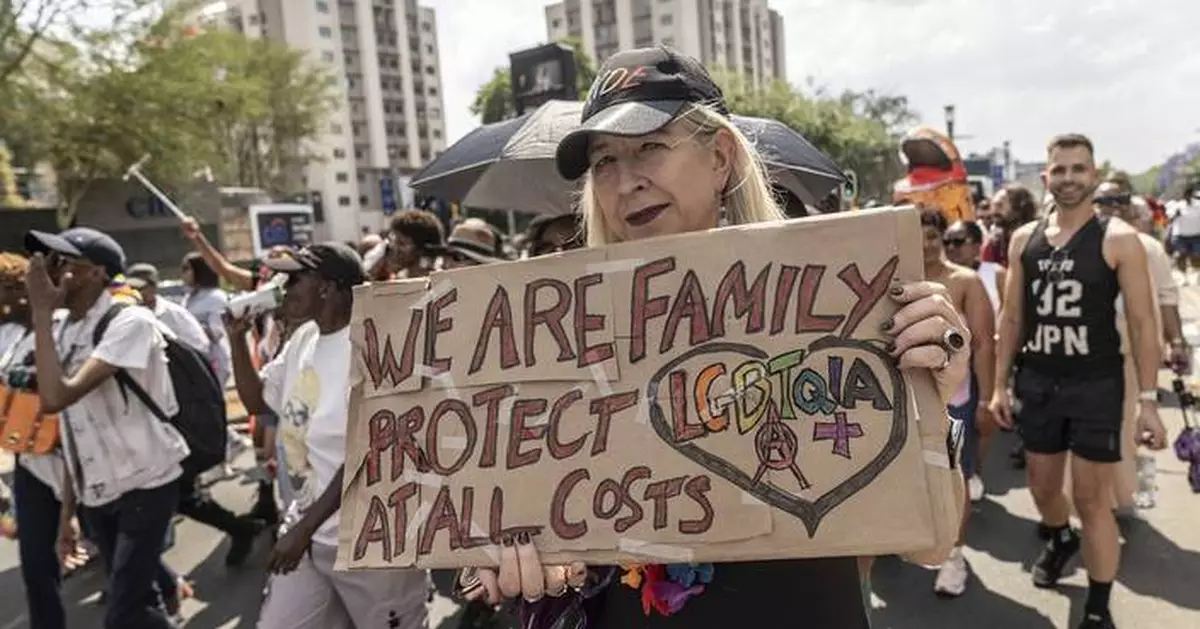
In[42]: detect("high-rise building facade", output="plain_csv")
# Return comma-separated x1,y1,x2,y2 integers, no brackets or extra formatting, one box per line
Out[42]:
197,0,446,242
544,0,786,87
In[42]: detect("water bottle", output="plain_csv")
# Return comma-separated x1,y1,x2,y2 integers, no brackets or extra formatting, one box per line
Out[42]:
1134,454,1157,509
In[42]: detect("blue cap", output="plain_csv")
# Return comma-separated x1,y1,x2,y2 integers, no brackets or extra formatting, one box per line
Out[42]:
25,227,127,278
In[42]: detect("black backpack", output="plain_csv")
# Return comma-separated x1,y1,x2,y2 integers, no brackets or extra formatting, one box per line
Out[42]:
94,303,228,477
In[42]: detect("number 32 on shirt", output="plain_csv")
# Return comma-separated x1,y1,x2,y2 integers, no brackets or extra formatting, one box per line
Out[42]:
1026,279,1089,356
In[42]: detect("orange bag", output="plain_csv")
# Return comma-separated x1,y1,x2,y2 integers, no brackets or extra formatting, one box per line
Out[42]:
0,384,60,454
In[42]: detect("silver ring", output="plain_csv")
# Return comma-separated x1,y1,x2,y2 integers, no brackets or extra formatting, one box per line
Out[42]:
942,328,966,353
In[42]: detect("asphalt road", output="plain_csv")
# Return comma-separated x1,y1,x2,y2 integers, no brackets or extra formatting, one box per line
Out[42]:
3,303,1200,628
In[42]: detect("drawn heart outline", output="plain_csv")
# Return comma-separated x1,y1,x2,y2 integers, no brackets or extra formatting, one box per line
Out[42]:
645,336,908,538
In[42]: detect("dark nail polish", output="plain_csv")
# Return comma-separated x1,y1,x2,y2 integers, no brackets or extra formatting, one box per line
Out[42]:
880,318,894,332
889,285,904,296
517,531,530,545
502,535,514,547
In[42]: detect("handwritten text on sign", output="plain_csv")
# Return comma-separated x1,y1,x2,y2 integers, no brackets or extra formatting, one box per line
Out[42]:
340,209,942,569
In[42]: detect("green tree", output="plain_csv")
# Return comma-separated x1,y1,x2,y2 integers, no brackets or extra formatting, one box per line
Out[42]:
0,143,24,206
470,37,596,124
715,70,906,202
471,67,515,124
4,1,337,225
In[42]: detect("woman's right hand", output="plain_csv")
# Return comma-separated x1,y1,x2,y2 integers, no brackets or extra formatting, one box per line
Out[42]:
458,533,586,605
181,216,202,242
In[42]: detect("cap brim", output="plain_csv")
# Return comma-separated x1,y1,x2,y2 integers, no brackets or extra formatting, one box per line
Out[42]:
555,100,689,180
24,230,83,258
125,276,149,290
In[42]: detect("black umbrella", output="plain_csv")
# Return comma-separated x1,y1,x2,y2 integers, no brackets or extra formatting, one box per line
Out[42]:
410,100,846,213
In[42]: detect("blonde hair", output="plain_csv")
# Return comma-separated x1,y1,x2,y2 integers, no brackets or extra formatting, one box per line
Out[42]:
579,104,786,246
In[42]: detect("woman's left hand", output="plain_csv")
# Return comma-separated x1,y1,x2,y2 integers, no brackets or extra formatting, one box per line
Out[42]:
884,281,970,404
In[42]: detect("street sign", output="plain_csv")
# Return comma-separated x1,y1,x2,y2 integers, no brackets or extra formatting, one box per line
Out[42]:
842,169,859,203
380,176,397,215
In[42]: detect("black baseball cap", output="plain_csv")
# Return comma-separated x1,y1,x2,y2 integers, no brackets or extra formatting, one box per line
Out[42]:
555,45,727,181
262,241,367,289
125,263,160,289
24,227,126,278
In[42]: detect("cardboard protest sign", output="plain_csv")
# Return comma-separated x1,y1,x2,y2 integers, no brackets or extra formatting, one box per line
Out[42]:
337,206,960,570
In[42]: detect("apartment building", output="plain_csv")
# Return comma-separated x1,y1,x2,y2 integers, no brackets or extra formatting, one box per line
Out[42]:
198,0,446,242
545,0,786,87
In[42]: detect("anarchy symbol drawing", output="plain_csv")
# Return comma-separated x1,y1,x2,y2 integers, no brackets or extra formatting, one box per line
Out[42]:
751,400,810,490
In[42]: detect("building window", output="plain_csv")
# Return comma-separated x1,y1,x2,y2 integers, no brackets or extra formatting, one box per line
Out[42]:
336,172,349,183
338,196,351,206
425,65,435,74
421,22,432,32
357,171,366,182
426,44,433,54
316,0,329,13
660,14,673,26
247,14,259,25
333,148,346,158
330,123,343,134
433,129,442,139
319,26,332,38
355,149,364,159
359,194,369,206
322,50,335,62
662,36,674,46
551,18,561,28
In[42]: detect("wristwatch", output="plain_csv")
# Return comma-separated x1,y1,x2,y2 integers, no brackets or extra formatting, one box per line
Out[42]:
1137,390,1159,403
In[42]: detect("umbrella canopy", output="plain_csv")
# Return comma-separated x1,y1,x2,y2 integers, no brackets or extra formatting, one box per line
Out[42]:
409,100,582,215
410,100,846,214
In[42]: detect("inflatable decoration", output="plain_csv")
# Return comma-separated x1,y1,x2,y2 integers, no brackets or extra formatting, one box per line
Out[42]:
892,126,975,223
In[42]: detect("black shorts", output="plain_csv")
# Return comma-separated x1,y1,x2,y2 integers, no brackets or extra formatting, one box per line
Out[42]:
1013,366,1124,463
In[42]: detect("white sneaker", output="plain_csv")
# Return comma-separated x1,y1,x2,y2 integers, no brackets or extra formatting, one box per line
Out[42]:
934,547,968,597
968,476,985,502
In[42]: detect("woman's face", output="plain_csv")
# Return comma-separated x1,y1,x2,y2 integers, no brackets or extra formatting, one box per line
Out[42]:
588,121,735,242
387,231,418,268
922,225,944,264
180,261,195,287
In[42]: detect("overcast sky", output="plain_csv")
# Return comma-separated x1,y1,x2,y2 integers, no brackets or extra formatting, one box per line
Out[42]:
424,0,1200,172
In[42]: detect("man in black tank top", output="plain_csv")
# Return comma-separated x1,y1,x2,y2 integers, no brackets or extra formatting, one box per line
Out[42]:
989,134,1168,629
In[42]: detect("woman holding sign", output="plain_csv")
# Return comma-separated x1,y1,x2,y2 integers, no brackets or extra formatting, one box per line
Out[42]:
456,46,971,629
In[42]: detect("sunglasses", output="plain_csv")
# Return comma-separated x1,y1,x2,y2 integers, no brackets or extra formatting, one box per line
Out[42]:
1094,195,1131,207
446,251,481,266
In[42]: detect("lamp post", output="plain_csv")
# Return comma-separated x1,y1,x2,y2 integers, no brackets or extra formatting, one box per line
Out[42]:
944,104,956,141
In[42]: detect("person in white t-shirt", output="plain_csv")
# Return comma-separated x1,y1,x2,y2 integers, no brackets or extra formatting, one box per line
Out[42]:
126,262,265,573
23,227,187,629
1169,183,1200,276
126,263,210,354
226,243,429,629
181,253,232,387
